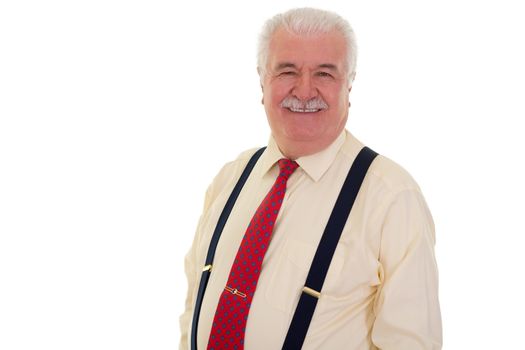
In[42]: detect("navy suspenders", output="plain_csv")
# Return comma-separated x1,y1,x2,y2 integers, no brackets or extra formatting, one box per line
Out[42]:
190,146,378,350
191,147,266,350
282,146,378,349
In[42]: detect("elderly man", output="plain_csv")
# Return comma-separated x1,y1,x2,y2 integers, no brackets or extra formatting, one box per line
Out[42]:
179,7,442,350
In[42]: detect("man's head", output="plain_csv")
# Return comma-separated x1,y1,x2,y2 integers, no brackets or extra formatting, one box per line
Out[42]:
257,8,357,159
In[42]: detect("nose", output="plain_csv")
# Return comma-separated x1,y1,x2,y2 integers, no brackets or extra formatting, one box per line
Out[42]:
292,73,318,101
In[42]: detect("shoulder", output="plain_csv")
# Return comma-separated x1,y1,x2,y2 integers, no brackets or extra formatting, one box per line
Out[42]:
212,147,262,188
339,133,430,230
368,154,422,195
339,146,437,250
367,154,432,224
203,147,262,211
364,152,435,241
340,131,422,198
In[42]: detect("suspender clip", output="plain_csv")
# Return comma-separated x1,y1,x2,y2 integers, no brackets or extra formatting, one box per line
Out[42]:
302,286,321,299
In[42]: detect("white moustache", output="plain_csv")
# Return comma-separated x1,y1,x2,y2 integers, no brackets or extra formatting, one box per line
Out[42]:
280,96,328,113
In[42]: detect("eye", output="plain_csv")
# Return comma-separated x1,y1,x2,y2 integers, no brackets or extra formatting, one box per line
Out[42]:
316,71,333,78
278,71,296,76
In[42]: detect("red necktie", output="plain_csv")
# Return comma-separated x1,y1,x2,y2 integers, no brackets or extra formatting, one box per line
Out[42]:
206,158,299,350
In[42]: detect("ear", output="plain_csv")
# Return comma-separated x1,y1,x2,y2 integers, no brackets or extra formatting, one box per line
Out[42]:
349,71,356,92
257,67,264,92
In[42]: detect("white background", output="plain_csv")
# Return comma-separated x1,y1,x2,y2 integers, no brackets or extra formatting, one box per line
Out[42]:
1,0,524,349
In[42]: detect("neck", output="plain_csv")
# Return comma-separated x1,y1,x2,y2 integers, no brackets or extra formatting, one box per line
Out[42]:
274,135,340,160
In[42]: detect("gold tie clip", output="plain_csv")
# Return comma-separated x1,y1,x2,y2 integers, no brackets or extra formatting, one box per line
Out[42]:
224,286,247,298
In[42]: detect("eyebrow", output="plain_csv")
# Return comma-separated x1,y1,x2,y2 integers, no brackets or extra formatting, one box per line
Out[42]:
318,63,339,72
274,62,340,72
275,62,297,70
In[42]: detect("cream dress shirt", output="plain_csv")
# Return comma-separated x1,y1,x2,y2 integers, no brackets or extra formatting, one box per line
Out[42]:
179,130,442,350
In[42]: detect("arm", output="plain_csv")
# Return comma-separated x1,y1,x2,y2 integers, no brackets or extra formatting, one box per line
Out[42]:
371,188,442,349
178,230,200,350
178,187,214,350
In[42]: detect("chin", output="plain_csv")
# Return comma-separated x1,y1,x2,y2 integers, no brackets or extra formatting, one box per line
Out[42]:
283,130,322,142
277,114,324,137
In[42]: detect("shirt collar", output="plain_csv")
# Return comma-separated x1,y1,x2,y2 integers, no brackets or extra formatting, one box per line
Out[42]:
260,130,346,182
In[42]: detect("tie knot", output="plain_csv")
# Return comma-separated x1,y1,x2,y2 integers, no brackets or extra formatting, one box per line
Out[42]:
277,158,299,179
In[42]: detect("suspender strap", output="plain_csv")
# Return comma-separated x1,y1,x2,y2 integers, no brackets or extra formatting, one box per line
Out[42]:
190,147,266,350
282,146,379,350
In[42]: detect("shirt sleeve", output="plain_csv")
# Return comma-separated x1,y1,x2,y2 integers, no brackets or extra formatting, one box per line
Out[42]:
371,188,442,349
178,186,215,350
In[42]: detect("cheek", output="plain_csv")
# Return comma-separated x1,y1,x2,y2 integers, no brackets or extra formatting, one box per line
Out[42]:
266,81,292,105
328,88,349,112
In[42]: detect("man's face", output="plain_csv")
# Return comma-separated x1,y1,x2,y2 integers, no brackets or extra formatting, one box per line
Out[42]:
260,28,351,157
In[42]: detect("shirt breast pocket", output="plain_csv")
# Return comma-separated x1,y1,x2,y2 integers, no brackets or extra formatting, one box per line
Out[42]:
264,235,381,316
264,237,345,314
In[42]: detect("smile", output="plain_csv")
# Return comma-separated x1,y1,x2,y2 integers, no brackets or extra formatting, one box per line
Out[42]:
287,107,322,113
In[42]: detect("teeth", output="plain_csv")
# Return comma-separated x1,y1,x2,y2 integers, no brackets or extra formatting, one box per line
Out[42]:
289,108,319,113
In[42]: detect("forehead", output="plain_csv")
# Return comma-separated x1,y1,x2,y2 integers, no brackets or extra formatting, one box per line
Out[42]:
267,28,347,70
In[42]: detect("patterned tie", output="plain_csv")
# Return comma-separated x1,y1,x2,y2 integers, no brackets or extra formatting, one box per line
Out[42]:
206,158,299,350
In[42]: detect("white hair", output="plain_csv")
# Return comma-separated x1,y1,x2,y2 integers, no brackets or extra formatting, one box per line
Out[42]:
257,7,358,82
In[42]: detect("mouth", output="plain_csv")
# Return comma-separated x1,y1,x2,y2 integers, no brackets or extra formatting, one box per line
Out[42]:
286,107,323,113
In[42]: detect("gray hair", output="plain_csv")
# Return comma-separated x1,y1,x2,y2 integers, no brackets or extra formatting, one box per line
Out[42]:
257,7,358,82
